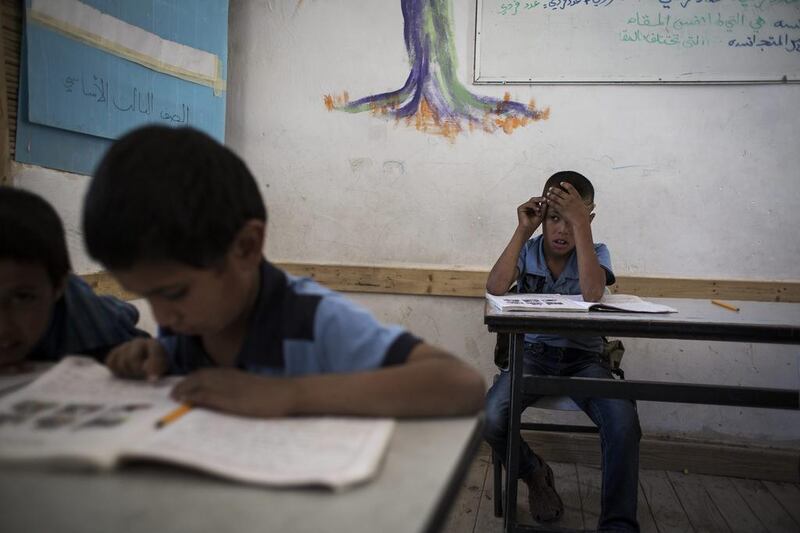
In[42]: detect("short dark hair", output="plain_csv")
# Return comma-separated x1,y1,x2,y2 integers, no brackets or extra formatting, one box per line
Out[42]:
83,126,266,270
543,171,594,202
0,187,71,286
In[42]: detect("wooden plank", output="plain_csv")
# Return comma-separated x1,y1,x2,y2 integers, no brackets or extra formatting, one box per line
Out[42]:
81,272,138,301
612,276,800,303
522,432,799,484
575,464,602,530
699,474,767,533
475,441,589,529
514,468,535,527
4,41,17,53
549,461,584,530
478,459,567,529
80,266,800,304
637,482,659,533
522,432,601,470
1,0,17,163
2,3,20,24
762,481,800,528
0,0,8,186
464,464,794,533
730,478,797,533
666,470,729,532
473,452,504,533
278,262,800,302
276,262,489,298
470,462,658,533
440,455,489,533
639,469,693,532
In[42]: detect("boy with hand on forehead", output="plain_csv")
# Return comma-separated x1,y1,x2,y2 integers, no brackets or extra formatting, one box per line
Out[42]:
483,172,641,532
0,187,147,371
83,125,485,418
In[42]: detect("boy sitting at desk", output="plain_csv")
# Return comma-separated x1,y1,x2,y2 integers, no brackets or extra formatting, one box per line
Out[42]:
82,125,485,418
484,171,641,531
0,187,148,370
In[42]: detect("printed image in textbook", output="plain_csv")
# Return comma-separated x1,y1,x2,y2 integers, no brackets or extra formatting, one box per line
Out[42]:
0,357,395,490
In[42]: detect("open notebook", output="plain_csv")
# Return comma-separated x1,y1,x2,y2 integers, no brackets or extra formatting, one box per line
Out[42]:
486,293,677,314
0,357,394,490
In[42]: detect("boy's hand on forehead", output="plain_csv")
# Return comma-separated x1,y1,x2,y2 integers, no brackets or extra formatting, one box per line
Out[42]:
517,196,547,236
545,182,593,227
171,368,295,418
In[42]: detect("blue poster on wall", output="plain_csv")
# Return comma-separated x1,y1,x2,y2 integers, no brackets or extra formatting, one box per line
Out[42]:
16,0,228,175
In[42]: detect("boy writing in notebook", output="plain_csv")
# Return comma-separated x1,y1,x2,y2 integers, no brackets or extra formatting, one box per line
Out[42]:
0,187,147,370
82,126,485,418
484,171,641,532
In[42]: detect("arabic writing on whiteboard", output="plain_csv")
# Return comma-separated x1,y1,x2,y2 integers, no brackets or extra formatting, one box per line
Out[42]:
497,0,800,53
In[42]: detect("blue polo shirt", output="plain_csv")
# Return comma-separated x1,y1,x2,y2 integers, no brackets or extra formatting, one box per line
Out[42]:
29,274,149,361
161,260,422,376
516,235,615,353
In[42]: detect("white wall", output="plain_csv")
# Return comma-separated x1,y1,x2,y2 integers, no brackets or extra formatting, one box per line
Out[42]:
12,0,799,448
224,0,800,447
226,1,800,279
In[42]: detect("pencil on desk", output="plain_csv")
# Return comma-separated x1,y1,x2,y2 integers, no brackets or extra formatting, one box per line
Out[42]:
711,299,739,312
155,404,192,429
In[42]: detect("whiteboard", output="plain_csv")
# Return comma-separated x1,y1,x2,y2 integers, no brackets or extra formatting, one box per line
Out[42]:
474,0,800,84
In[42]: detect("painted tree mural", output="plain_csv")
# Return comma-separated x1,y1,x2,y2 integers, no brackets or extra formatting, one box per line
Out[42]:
324,0,549,140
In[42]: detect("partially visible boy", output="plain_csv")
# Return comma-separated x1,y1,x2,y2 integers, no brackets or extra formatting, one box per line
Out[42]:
82,126,485,418
0,187,147,370
484,172,641,532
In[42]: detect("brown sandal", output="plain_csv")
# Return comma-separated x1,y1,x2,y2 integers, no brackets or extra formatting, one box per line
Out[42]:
524,459,564,523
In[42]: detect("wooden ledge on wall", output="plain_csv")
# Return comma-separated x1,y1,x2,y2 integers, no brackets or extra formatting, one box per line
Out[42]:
610,276,800,303
283,263,800,302
275,262,489,298
81,271,137,302
82,263,800,303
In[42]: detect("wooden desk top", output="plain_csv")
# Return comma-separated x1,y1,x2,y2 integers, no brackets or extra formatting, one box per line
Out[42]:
485,298,800,344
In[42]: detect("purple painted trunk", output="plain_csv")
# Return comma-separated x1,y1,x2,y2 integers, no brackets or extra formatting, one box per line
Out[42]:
335,0,546,136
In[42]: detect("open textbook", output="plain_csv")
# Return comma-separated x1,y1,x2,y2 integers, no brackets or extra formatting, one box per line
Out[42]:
0,357,394,490
0,362,50,395
486,293,677,314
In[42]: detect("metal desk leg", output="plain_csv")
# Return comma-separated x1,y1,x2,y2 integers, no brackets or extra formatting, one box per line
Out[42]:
504,332,524,533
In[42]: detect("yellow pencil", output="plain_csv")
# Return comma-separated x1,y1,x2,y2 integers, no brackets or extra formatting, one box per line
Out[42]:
155,404,192,429
711,299,739,312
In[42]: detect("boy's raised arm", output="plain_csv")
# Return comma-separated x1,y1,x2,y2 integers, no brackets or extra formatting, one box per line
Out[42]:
545,182,606,301
486,197,545,295
170,343,486,418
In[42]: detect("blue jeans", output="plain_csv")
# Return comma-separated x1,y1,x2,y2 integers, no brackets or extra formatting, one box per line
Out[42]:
484,343,641,532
